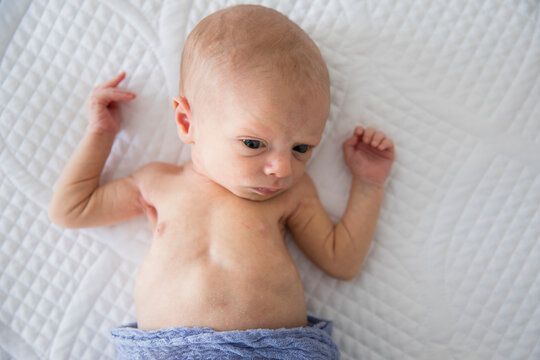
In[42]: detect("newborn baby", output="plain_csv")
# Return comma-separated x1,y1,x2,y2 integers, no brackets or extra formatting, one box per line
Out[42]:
49,4,394,359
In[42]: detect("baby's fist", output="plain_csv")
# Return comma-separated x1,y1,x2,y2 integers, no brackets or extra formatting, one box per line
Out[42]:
342,126,395,186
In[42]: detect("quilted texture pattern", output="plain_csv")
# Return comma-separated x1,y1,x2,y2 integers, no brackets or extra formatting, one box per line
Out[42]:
1,0,539,359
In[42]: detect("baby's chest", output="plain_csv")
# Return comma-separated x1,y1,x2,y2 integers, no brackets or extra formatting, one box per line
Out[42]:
151,186,288,240
146,190,294,273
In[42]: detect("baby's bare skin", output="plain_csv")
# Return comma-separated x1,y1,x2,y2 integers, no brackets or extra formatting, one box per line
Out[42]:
49,5,395,334
48,71,393,331
134,162,307,331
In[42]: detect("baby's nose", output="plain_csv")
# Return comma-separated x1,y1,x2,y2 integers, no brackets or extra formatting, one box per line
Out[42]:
264,152,292,178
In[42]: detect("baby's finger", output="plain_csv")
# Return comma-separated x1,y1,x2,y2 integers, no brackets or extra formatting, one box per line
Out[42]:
342,134,357,150
101,72,127,88
354,126,364,136
105,88,136,102
378,138,394,151
89,88,135,106
371,131,386,147
362,127,376,144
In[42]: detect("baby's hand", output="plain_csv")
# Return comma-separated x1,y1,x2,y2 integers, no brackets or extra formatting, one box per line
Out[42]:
342,126,395,186
85,72,136,135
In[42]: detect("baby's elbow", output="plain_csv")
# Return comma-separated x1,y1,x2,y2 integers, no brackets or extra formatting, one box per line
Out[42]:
323,247,362,281
324,264,359,282
48,207,70,228
48,204,79,229
331,270,358,282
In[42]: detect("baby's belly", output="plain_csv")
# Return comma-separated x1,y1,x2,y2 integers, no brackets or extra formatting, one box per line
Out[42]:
133,233,307,331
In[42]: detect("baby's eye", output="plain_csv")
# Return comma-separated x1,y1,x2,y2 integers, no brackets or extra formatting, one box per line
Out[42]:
293,144,310,153
242,139,262,149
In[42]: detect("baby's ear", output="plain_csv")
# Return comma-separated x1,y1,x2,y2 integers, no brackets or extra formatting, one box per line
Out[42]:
172,96,194,144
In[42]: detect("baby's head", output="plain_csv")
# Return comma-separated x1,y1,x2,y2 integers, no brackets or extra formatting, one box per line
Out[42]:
173,4,330,200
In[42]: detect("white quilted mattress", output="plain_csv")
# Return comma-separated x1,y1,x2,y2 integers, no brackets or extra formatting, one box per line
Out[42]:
1,0,539,359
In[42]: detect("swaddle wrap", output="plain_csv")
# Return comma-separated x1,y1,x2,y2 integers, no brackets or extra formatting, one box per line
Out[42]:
110,315,340,359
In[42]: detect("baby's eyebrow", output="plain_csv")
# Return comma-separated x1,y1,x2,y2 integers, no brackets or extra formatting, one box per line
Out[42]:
299,135,322,147
235,126,269,138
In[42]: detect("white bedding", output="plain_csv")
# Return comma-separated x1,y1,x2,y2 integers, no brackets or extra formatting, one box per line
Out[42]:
1,0,539,359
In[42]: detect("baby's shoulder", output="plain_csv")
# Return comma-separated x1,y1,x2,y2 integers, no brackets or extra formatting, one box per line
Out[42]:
278,173,319,211
141,161,183,173
132,161,185,188
136,161,183,176
288,173,318,199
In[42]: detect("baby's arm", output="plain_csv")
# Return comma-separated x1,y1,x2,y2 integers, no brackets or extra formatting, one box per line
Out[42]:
287,126,395,280
49,73,144,228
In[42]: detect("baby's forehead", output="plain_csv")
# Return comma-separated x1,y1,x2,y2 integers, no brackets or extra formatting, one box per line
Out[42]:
216,77,329,137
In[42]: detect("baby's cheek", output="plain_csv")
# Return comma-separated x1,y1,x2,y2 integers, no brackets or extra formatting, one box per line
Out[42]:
292,163,306,178
236,167,257,185
231,158,258,177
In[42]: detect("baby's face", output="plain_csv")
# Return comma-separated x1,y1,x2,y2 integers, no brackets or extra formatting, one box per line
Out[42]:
189,75,329,201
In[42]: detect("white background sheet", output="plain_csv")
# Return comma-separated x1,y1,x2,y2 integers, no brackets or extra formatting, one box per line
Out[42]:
1,0,539,359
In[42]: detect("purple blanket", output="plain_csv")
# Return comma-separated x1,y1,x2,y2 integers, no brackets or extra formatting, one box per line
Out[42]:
110,315,340,359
